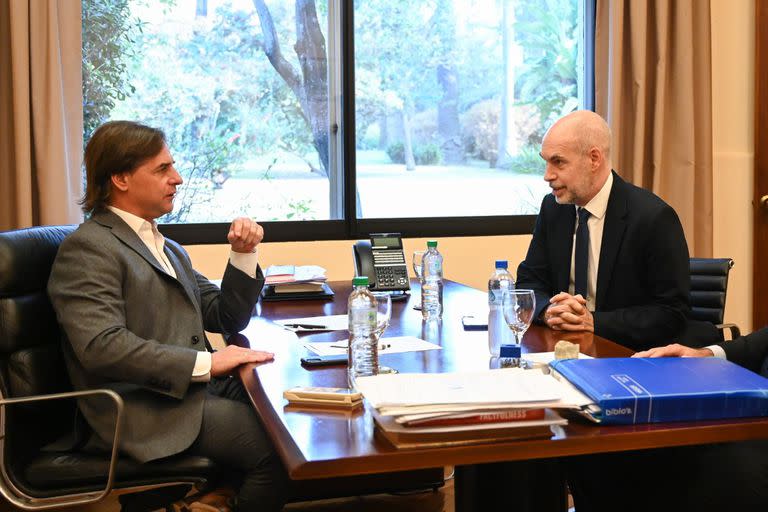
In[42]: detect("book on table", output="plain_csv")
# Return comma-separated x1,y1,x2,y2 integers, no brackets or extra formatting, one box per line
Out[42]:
372,408,564,449
262,265,333,301
395,407,546,427
550,357,768,424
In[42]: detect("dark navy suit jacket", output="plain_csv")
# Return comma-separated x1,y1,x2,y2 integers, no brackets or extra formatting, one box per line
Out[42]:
516,171,690,351
722,328,768,377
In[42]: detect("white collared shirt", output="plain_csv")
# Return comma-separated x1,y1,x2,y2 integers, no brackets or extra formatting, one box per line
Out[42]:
107,206,260,381
568,172,613,312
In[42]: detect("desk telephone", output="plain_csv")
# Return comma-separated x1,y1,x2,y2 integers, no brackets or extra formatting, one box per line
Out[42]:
353,233,410,297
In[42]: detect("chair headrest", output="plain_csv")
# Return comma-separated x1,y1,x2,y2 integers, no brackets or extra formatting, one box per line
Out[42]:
0,225,76,296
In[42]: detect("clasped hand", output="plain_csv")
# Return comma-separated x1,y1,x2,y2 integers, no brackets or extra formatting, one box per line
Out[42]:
544,292,594,332
227,217,264,253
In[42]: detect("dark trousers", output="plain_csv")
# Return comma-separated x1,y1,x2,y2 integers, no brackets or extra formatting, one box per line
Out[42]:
455,460,568,512
186,376,288,512
566,440,768,512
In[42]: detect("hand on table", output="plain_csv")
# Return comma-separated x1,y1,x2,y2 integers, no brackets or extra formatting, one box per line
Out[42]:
211,345,274,377
633,343,714,358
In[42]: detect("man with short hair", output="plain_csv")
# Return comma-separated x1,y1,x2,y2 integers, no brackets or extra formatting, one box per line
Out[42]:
48,120,287,511
516,110,690,350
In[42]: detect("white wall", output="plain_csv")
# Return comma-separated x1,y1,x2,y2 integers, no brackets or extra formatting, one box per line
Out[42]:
186,234,533,292
711,0,754,333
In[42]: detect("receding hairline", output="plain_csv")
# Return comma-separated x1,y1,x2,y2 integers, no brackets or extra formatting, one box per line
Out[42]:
545,110,612,160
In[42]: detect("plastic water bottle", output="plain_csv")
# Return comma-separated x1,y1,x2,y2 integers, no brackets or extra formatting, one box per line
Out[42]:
421,240,443,320
488,260,515,356
348,276,378,385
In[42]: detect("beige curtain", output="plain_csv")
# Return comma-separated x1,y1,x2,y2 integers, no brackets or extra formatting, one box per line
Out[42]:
0,0,83,230
595,0,713,257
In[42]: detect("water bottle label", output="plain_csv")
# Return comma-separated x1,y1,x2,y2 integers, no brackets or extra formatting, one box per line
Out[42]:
350,307,376,327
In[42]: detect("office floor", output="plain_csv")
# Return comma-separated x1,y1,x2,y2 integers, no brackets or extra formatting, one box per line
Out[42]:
0,477,453,512
0,476,581,511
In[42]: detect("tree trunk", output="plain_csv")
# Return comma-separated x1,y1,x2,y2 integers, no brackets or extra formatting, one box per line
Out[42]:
196,0,207,17
402,107,416,171
437,63,464,164
433,0,463,164
294,0,329,175
497,0,518,168
378,114,388,150
253,0,330,176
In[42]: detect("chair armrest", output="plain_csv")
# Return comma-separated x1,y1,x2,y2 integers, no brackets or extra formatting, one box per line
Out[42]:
0,389,124,510
716,323,741,341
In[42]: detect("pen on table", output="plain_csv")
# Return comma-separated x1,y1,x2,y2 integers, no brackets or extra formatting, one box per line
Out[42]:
283,323,327,329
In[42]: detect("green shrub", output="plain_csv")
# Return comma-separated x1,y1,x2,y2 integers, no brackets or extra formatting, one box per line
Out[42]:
386,141,443,165
386,142,405,164
506,145,544,175
461,99,500,167
414,143,442,165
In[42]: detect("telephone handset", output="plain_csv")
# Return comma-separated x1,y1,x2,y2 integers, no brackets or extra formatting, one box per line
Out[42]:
353,233,410,296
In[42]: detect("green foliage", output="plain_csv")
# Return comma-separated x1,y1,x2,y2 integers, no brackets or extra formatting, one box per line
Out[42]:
81,0,581,221
386,142,405,164
505,145,545,175
461,99,500,167
414,143,442,165
81,0,142,139
514,0,580,139
386,141,442,165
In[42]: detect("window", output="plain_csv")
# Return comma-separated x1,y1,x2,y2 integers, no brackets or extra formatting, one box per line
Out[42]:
82,0,591,243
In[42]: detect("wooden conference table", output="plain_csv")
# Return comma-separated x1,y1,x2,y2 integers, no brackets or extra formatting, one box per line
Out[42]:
235,280,768,509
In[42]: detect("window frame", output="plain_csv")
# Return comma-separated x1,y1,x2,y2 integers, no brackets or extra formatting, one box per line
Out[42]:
157,0,595,245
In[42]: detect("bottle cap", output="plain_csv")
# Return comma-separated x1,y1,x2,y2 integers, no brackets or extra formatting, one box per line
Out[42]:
352,276,369,286
499,344,521,358
427,240,438,248
495,260,508,269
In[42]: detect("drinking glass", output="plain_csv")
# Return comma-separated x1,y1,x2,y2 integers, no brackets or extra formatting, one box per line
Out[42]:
371,292,392,339
371,292,396,374
412,250,425,310
501,289,536,345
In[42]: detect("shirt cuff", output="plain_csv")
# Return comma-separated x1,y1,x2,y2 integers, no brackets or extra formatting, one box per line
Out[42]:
706,344,727,360
191,351,212,382
229,248,259,278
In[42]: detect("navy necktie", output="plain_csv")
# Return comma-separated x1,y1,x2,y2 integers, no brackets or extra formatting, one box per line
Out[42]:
574,207,591,299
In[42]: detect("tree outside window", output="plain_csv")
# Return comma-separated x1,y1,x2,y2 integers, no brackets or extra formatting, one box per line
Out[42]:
82,0,583,224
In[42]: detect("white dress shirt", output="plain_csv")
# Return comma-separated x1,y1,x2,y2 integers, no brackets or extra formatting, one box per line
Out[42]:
568,172,613,312
108,207,259,381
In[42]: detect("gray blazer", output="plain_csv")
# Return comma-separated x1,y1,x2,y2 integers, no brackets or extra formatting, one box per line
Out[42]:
48,210,263,462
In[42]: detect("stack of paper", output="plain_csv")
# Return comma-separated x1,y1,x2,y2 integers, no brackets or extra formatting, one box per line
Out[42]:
265,265,328,293
355,369,586,449
263,265,333,301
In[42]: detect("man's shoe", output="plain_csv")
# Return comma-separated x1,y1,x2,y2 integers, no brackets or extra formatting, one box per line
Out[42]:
171,487,236,512
188,487,236,512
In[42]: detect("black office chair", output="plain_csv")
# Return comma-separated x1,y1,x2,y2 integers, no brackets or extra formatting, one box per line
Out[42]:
679,258,741,348
0,225,218,510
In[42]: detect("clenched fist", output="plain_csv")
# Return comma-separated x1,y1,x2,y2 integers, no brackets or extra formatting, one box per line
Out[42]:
227,217,264,253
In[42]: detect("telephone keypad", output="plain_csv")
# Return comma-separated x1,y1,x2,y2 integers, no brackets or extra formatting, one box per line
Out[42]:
372,250,409,290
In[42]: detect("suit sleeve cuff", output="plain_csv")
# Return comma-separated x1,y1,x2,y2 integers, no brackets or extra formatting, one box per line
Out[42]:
229,248,259,278
191,351,212,382
706,344,727,360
